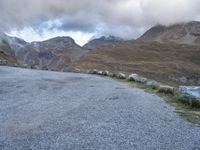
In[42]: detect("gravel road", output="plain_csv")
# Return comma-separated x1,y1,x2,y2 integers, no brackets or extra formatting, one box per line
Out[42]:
0,66,200,150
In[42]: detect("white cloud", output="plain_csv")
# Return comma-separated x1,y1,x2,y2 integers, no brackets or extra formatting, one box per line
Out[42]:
7,27,93,46
1,0,200,43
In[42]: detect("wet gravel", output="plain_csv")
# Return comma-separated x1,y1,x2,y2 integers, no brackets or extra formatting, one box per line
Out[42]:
0,66,200,150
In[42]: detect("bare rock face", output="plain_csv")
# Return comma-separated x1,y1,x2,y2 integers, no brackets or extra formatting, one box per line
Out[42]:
0,33,17,65
25,37,88,71
139,21,200,45
0,34,89,71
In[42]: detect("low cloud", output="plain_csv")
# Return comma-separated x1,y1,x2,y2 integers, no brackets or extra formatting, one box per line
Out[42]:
1,0,200,40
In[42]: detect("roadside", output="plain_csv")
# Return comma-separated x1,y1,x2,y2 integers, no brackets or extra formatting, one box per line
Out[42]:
86,69,200,125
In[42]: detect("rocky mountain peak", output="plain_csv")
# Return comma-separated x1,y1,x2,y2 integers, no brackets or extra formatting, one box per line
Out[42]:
138,21,200,45
83,35,123,49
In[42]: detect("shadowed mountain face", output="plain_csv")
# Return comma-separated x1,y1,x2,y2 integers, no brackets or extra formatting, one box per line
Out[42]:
0,34,89,71
138,21,200,45
0,34,17,64
25,37,88,71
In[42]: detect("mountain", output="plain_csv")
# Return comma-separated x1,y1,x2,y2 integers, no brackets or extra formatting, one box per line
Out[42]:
83,35,124,50
71,21,200,85
0,33,17,64
1,21,200,85
26,37,88,71
138,21,200,45
0,34,89,71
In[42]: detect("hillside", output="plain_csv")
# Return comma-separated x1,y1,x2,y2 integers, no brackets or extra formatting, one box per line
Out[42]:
71,21,200,85
23,37,88,71
138,21,200,45
0,35,89,71
0,21,200,85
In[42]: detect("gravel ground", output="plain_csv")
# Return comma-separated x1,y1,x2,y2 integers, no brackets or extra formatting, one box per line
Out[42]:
0,66,200,150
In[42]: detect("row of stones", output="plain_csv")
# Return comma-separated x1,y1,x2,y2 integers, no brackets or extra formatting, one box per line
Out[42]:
85,69,200,103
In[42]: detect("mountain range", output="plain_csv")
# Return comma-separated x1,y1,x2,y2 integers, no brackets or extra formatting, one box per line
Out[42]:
0,21,200,85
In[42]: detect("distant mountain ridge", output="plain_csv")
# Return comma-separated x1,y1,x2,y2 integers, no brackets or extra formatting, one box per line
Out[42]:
138,21,200,45
83,35,124,50
0,34,89,71
0,21,200,85
71,21,200,85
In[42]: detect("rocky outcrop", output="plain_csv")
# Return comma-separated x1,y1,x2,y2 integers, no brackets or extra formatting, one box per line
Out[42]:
0,35,17,65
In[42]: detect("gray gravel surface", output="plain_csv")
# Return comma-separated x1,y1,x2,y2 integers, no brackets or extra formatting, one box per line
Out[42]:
0,66,200,150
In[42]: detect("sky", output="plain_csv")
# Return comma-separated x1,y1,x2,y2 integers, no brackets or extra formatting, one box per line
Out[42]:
1,0,200,45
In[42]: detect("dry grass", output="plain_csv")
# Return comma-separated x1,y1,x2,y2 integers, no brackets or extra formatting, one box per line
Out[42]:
71,41,200,86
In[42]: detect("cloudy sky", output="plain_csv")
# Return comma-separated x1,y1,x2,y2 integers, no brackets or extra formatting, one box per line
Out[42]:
1,0,200,45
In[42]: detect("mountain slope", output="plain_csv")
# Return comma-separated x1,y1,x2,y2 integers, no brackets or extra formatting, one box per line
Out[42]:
0,33,17,64
138,21,200,45
71,21,200,85
23,36,88,71
0,35,89,70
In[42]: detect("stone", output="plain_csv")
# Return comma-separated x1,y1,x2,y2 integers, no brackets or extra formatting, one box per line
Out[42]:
102,70,110,76
146,80,159,88
128,74,147,83
97,71,103,75
116,73,126,79
88,69,98,74
74,68,81,73
158,85,175,95
179,86,200,101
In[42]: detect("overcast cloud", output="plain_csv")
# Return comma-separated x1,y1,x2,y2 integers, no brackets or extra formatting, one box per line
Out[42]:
1,0,200,45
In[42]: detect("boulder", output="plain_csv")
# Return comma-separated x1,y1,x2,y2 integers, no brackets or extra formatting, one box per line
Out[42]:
74,68,81,73
88,69,98,74
97,71,103,75
0,59,7,65
158,85,175,95
179,86,200,101
146,80,159,89
116,73,126,79
102,70,110,76
128,74,147,83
